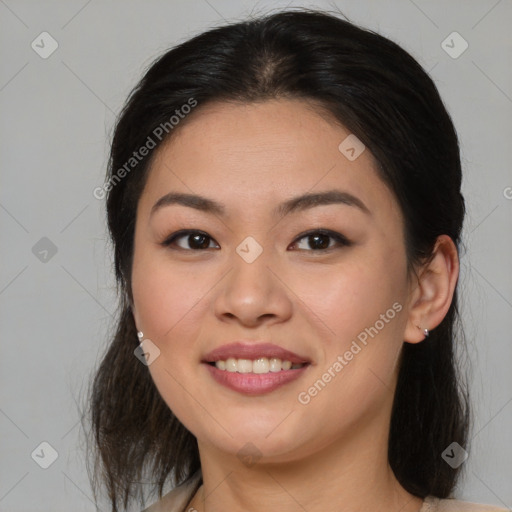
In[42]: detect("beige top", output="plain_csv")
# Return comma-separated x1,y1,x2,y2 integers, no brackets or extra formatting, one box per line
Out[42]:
142,471,508,512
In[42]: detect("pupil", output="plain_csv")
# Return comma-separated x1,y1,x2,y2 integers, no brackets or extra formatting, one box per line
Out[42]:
191,234,209,249
310,234,329,250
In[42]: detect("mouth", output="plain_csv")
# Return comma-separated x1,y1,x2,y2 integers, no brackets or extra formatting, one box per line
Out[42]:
201,342,312,395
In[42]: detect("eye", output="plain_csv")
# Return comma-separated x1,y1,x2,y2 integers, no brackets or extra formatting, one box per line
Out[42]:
160,228,352,252
290,229,352,251
161,230,219,251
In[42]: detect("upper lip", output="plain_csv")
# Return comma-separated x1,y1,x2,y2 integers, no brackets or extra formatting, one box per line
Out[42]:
202,342,311,364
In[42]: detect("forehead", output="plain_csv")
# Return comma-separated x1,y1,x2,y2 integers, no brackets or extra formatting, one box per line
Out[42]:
140,99,400,223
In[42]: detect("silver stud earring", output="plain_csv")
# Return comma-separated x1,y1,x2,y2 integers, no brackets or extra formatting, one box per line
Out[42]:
137,331,144,340
417,325,429,338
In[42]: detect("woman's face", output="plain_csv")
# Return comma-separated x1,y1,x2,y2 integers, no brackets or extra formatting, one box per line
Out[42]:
131,99,415,463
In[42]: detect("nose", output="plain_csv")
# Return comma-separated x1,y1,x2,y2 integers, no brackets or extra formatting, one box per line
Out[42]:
213,245,293,328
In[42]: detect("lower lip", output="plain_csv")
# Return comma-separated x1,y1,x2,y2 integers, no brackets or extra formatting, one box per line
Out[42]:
203,363,309,395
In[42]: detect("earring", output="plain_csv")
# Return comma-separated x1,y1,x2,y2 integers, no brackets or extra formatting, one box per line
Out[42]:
137,331,144,340
416,325,429,338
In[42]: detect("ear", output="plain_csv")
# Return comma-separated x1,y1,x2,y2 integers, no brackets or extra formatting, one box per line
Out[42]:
404,234,459,344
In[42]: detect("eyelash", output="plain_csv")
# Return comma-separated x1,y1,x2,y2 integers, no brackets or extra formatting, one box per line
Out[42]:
160,229,352,252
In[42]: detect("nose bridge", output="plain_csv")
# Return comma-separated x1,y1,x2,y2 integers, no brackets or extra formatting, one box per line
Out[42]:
213,233,292,324
229,234,272,296
235,235,266,266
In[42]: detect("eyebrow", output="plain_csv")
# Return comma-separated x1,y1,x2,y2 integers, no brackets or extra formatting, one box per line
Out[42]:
150,189,371,218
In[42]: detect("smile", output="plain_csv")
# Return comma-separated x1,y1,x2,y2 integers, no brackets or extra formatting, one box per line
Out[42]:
209,357,307,374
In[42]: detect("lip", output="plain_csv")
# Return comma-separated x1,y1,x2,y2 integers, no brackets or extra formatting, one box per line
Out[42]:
202,342,311,364
203,363,310,395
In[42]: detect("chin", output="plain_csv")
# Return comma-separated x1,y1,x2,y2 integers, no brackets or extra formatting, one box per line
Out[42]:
197,420,308,461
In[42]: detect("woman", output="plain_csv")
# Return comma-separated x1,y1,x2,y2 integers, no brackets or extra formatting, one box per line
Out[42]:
87,9,508,512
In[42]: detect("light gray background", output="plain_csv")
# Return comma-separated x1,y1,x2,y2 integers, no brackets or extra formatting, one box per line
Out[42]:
1,1,511,511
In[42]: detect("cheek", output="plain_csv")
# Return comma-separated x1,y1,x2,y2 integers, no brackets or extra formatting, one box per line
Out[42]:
131,253,209,432
317,259,407,400
131,249,209,341
293,252,407,346
292,250,408,412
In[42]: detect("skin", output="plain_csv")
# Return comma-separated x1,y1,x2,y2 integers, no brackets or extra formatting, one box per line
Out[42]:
130,99,459,512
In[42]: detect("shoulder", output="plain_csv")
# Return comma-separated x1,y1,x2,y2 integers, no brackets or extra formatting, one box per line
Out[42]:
141,471,202,512
423,496,509,512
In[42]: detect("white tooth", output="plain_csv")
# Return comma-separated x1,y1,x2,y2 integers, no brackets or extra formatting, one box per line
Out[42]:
253,357,269,374
226,357,238,372
237,359,253,373
269,358,282,372
213,357,298,373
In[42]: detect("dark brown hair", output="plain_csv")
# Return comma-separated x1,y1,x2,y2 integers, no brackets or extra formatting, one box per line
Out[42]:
84,8,469,511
